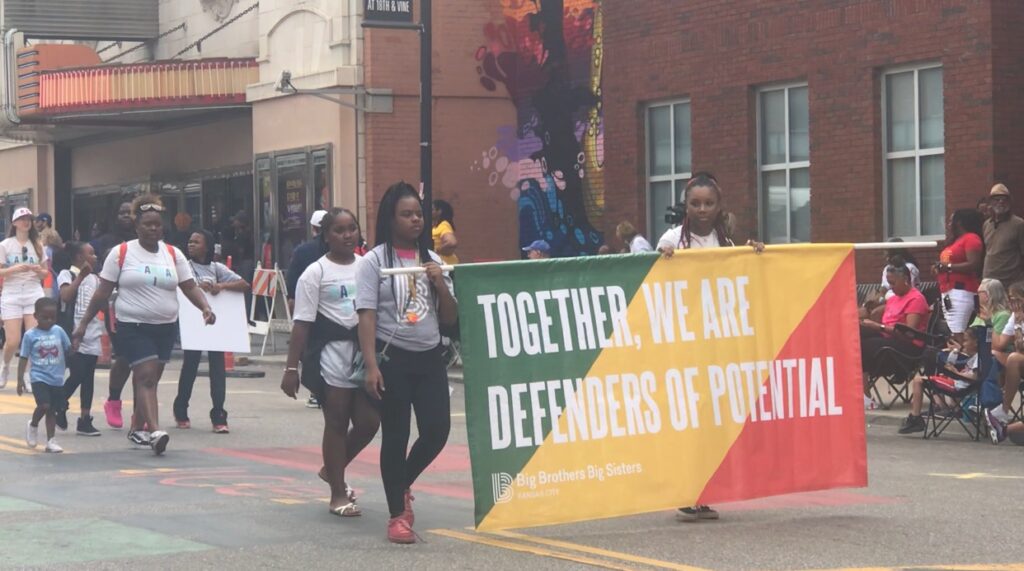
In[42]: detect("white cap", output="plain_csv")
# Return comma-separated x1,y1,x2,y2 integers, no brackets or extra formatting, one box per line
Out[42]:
11,207,32,222
310,210,328,228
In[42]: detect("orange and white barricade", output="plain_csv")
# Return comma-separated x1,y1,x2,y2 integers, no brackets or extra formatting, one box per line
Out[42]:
249,263,291,355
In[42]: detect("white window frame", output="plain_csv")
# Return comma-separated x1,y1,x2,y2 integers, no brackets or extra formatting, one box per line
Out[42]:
882,62,944,240
757,82,810,243
644,99,692,240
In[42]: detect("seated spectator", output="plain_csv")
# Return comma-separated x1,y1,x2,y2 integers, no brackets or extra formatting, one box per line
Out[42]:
975,279,1013,366
860,264,929,382
985,281,1024,442
615,222,653,253
899,327,979,434
860,239,921,321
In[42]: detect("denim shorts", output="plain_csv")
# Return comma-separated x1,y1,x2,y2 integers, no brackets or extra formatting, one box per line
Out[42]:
31,382,64,409
112,321,178,367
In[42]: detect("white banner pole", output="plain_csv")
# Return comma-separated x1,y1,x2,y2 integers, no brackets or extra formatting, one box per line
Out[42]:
378,242,938,276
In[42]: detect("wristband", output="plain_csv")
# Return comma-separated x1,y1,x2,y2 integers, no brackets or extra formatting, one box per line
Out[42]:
284,367,298,373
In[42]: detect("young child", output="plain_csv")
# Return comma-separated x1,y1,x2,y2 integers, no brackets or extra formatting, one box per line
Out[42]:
55,242,103,436
898,328,979,434
17,298,72,452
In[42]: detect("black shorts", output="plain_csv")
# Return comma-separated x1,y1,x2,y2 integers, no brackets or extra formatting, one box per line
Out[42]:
112,321,178,368
31,383,64,409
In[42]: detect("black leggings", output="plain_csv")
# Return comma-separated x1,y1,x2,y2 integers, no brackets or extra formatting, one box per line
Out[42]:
173,350,227,425
860,327,924,373
63,353,98,413
378,343,450,517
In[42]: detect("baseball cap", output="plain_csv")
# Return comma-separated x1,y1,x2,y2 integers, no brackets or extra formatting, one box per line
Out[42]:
36,212,52,223
310,210,328,228
11,207,32,222
522,239,551,253
991,183,1011,197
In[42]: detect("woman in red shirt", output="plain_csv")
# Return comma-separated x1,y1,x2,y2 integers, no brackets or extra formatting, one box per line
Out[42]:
934,209,984,342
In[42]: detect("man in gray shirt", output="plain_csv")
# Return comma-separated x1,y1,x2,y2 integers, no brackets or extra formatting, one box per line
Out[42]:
982,183,1024,286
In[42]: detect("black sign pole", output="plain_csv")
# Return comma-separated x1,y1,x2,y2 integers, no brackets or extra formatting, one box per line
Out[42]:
362,0,430,260
419,0,432,261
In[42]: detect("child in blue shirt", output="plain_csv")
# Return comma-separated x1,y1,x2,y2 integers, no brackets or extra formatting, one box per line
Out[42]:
17,298,71,453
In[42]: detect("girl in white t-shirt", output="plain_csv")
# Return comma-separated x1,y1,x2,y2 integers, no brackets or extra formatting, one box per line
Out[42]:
56,241,104,436
0,207,49,389
654,172,764,522
281,208,380,517
616,221,653,253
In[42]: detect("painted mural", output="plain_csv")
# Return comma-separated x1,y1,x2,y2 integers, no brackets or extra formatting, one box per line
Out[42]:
472,0,604,256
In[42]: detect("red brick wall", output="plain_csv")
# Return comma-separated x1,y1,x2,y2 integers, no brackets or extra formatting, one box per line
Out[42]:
364,1,519,262
603,0,996,281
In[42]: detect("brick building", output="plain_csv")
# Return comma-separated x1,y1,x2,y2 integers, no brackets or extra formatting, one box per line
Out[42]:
602,0,1024,279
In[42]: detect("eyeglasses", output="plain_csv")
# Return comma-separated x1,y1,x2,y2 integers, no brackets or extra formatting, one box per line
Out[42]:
137,203,166,213
21,246,27,262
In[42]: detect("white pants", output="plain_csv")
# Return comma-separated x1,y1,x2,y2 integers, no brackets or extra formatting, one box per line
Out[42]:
942,288,976,334
1,283,44,321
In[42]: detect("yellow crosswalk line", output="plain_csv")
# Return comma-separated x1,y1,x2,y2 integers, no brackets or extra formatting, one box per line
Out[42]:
0,441,33,455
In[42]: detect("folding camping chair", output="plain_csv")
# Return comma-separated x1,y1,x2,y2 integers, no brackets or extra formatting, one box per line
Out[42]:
916,324,993,441
865,299,945,410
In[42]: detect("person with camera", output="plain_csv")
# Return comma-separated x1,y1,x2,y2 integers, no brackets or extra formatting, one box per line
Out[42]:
933,209,984,343
653,172,762,523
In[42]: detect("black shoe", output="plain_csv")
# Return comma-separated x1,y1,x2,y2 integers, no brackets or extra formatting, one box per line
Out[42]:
898,414,926,434
306,395,321,409
56,408,68,431
76,416,101,437
127,430,151,449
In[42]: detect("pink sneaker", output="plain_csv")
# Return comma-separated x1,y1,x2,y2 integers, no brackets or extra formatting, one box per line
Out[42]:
387,516,416,544
104,400,123,429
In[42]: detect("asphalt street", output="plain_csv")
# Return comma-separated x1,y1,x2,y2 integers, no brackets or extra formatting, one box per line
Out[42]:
0,356,1022,571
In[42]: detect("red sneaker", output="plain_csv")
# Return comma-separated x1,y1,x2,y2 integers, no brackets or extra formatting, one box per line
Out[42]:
387,516,415,544
402,489,415,526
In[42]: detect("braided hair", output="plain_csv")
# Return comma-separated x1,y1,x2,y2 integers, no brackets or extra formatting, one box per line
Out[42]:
678,172,732,249
373,181,423,270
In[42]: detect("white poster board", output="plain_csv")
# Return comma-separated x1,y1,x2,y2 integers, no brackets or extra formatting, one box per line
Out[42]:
177,290,251,353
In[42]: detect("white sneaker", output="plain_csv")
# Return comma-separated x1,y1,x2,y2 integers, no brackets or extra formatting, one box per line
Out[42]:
150,430,169,456
44,438,63,453
25,420,38,449
0,364,8,389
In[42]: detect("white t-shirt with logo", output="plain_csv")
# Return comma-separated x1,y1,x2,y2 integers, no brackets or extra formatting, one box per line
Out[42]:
57,268,104,356
0,237,46,290
294,256,362,386
99,240,193,324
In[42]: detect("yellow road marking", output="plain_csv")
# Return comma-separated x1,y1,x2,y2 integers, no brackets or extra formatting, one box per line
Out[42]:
489,530,708,571
0,441,33,455
430,529,638,570
930,472,1024,480
270,498,307,505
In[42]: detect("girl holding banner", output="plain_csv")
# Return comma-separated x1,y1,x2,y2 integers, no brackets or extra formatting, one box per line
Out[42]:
356,182,458,544
173,230,250,434
656,172,764,522
280,208,380,517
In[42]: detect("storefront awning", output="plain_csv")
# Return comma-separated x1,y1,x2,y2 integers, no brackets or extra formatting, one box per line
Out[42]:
19,57,258,122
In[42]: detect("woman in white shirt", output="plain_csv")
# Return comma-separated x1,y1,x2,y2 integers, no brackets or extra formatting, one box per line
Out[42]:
654,172,764,522
0,208,49,389
616,221,653,253
72,195,215,456
281,208,380,517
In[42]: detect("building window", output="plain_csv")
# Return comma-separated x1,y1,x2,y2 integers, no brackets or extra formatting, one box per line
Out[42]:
646,100,692,241
759,84,810,244
884,65,944,238
253,146,332,269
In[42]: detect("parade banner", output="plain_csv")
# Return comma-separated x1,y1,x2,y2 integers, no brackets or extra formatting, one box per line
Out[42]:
455,244,867,530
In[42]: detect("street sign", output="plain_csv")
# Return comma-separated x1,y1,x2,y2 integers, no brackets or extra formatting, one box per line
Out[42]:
365,0,414,23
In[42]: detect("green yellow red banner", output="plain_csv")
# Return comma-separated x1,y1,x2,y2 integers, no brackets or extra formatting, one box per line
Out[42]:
454,244,867,530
